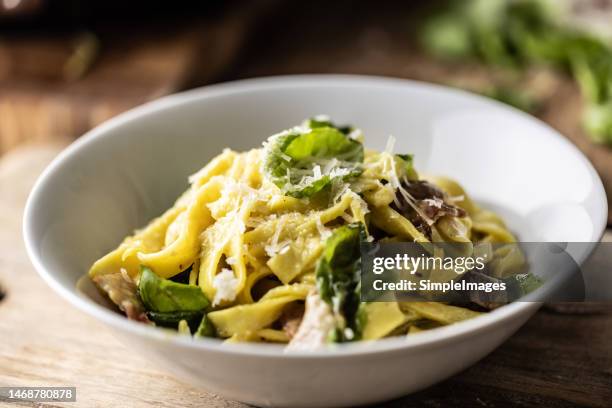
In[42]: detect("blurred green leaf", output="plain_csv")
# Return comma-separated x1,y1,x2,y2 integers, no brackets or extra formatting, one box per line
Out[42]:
420,0,612,144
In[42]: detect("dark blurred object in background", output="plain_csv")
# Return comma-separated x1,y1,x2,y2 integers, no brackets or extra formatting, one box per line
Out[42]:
0,1,227,25
0,0,276,154
0,0,43,20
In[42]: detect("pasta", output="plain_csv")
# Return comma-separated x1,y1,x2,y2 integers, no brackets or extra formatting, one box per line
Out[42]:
88,117,535,349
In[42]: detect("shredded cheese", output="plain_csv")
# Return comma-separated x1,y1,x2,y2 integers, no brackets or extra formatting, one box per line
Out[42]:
264,217,286,257
331,181,349,204
212,268,240,306
315,217,332,240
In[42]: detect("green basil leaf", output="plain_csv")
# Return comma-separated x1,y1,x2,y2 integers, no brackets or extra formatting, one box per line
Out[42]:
396,154,419,181
504,272,543,298
146,310,203,330
194,314,216,338
303,117,353,135
263,121,364,198
139,266,210,313
421,0,612,144
315,223,366,342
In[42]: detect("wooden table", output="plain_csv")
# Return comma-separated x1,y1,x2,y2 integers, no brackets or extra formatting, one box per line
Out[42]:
1,145,611,407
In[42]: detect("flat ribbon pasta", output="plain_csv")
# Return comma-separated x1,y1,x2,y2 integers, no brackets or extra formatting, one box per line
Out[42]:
137,177,223,278
208,283,311,338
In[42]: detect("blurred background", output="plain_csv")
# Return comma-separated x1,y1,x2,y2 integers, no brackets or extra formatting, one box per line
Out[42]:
1,0,612,222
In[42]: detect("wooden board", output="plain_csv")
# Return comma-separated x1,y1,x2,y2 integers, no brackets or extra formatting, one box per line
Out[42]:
1,145,611,407
0,27,205,155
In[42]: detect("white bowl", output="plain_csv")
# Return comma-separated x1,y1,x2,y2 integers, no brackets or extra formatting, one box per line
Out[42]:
23,75,607,407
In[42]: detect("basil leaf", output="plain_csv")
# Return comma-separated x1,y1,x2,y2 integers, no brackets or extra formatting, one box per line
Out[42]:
194,314,216,338
139,266,210,313
315,223,366,342
583,103,612,144
504,272,543,299
303,117,354,135
147,310,203,330
421,0,612,144
396,154,418,181
515,273,543,295
263,122,364,198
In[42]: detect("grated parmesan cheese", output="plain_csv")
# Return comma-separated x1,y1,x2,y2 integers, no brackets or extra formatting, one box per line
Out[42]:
348,190,370,215
264,217,286,257
348,128,364,142
278,242,291,255
322,158,339,174
331,180,349,204
312,164,322,179
385,134,396,155
375,136,404,207
448,194,465,205
207,177,263,221
341,213,354,223
378,135,434,226
329,166,351,179
343,327,355,340
212,268,240,306
315,217,332,240
235,217,246,234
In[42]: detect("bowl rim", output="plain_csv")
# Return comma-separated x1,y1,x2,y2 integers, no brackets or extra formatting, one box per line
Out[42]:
23,74,607,358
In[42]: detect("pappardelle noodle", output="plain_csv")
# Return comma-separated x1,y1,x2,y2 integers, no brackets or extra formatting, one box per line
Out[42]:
88,117,531,349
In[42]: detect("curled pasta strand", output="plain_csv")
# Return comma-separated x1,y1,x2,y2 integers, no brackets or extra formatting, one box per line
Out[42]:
89,206,183,279
137,177,223,278
237,266,274,304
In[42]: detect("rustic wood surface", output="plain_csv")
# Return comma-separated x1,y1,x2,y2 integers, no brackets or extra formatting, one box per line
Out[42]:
0,28,201,155
1,145,611,407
